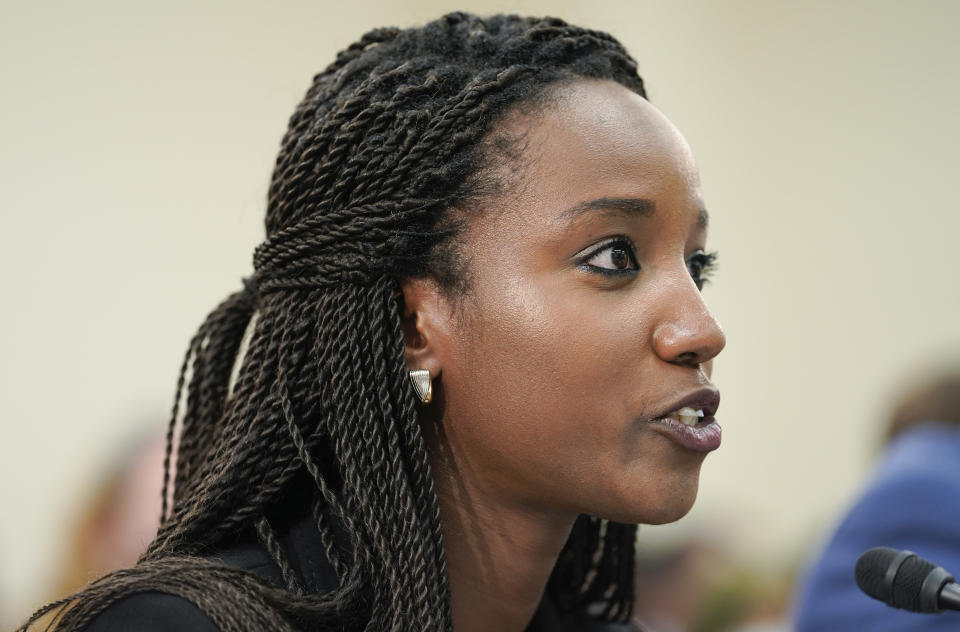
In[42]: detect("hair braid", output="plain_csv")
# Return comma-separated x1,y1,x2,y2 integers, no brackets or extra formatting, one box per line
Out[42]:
151,298,299,555
170,290,256,513
160,325,204,524
255,516,304,596
22,12,648,631
373,280,452,625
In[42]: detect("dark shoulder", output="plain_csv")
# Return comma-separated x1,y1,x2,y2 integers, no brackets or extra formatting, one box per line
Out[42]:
78,539,285,631
82,591,219,632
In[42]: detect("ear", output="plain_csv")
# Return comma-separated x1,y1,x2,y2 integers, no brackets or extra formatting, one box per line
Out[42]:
398,276,449,380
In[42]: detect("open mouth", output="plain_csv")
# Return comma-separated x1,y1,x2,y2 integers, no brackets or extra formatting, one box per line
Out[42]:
646,388,720,425
656,406,706,427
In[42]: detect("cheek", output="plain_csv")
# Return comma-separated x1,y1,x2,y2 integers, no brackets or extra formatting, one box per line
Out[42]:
442,276,678,511
460,277,637,424
437,257,708,524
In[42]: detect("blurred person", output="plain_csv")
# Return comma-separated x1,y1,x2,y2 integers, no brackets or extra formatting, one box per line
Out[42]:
22,12,726,632
632,544,705,632
54,433,165,597
631,540,730,632
631,537,794,632
793,370,960,630
26,434,165,630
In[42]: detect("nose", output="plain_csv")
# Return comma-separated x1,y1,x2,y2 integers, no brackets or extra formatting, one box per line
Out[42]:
651,279,726,367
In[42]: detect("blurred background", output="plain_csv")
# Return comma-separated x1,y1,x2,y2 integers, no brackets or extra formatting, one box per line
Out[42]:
2,0,958,629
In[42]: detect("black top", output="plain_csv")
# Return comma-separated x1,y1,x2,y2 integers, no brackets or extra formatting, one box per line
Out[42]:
82,511,636,631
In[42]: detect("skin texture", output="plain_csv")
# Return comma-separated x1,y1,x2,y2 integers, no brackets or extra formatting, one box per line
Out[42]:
401,79,726,631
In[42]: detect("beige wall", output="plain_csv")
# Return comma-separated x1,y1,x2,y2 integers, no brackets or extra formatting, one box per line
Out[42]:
3,0,959,625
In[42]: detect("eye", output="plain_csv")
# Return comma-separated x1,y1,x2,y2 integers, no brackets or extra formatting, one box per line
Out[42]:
579,237,639,276
687,250,718,290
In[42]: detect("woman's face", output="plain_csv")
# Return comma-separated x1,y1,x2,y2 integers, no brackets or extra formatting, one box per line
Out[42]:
421,79,725,526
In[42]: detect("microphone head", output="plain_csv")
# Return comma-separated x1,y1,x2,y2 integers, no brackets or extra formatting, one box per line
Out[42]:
855,546,945,613
855,546,900,603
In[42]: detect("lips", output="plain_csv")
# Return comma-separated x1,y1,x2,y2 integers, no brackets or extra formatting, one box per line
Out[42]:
642,387,722,453
646,388,720,424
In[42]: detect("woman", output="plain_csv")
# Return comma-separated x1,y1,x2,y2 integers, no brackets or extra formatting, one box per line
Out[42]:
23,12,724,632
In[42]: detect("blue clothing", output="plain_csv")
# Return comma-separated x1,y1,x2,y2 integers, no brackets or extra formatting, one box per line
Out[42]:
794,424,960,631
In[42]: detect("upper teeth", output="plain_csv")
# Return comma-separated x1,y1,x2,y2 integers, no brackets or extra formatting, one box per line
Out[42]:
671,406,704,426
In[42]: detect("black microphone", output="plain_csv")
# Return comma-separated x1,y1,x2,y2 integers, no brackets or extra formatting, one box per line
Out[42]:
855,547,960,613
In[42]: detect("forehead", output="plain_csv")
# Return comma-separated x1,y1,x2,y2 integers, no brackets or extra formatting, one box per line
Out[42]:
498,79,702,218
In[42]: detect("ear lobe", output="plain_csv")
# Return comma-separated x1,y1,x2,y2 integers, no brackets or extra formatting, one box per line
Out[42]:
398,277,447,379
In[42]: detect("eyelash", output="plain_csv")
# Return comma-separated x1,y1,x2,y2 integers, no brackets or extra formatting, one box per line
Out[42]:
688,250,718,290
577,237,719,289
578,237,639,277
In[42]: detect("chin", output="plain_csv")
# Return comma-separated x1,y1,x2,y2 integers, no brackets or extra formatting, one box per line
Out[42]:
597,471,701,525
638,494,698,525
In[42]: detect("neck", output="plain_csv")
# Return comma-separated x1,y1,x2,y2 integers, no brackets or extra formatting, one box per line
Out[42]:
427,427,576,632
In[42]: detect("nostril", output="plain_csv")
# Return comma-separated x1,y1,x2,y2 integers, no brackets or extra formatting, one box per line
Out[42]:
675,351,698,365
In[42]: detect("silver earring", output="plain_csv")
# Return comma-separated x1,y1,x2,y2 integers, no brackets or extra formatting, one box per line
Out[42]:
409,369,433,404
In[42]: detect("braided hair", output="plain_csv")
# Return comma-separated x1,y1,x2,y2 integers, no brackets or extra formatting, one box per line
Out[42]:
24,12,647,632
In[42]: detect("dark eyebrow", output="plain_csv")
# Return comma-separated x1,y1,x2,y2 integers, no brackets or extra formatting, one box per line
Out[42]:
560,196,710,230
560,197,655,223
